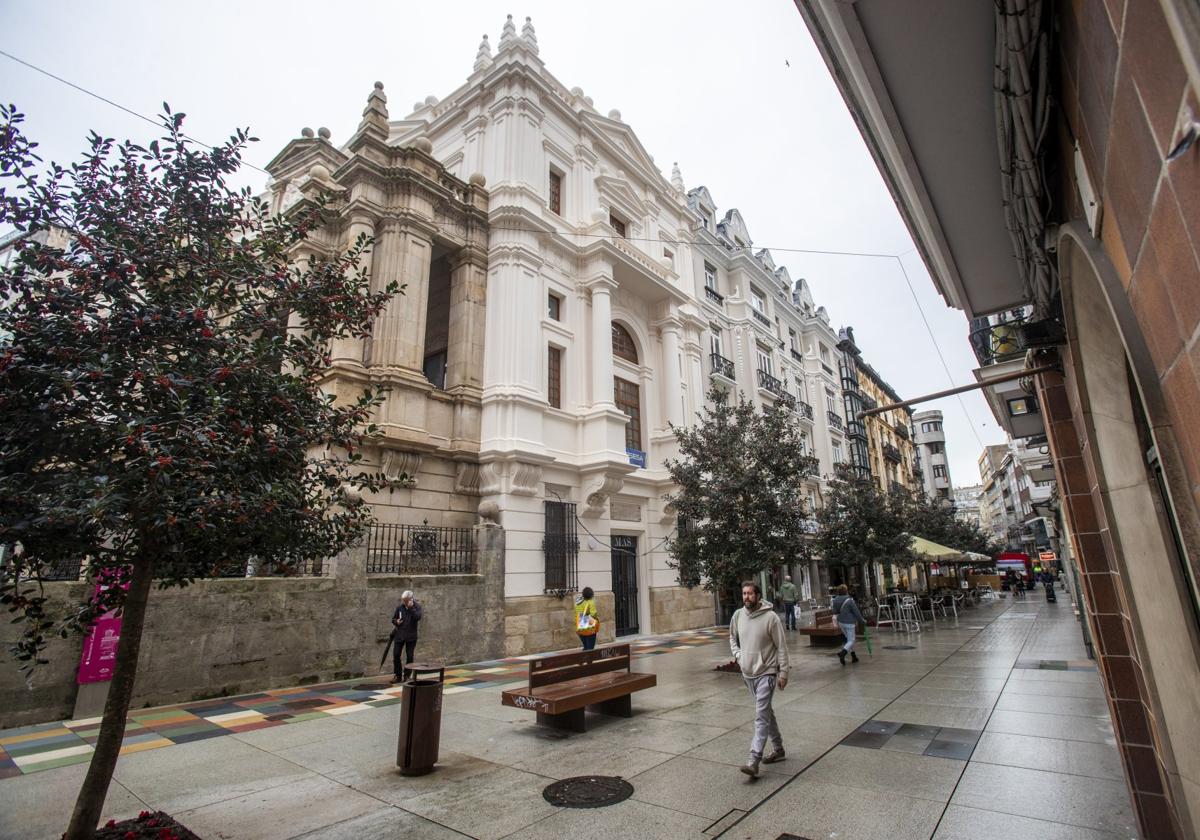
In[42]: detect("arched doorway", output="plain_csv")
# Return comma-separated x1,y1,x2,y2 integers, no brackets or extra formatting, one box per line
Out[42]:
1058,222,1200,830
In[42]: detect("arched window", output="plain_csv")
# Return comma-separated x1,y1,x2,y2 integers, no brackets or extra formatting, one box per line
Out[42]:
611,322,638,363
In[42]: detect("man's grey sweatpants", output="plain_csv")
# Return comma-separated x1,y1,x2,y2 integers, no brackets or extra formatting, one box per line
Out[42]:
743,673,782,760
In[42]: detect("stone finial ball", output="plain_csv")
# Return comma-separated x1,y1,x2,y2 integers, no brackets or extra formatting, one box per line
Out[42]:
469,172,487,187
424,95,439,106
478,500,500,523
301,127,315,138
374,81,384,90
570,86,584,97
308,162,331,182
413,137,434,153
608,109,621,121
317,127,331,140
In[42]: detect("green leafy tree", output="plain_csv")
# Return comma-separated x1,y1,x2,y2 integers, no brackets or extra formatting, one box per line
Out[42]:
665,388,817,609
814,463,913,592
899,491,1002,557
0,105,398,839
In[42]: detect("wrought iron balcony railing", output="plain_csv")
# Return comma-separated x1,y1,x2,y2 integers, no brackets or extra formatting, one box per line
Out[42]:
860,394,878,411
778,391,796,411
970,313,1028,367
757,368,784,395
882,443,903,463
796,400,814,421
752,309,772,328
895,424,909,440
790,348,803,362
827,411,844,431
704,286,725,306
710,352,735,380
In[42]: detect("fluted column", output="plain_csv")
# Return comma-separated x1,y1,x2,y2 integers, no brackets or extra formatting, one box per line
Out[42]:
587,274,618,408
331,215,374,366
657,316,684,428
372,220,432,371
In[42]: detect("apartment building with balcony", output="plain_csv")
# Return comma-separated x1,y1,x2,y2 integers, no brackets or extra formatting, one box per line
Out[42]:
913,408,953,502
686,188,849,600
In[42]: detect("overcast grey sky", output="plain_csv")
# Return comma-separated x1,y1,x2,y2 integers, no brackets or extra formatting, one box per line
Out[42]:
0,0,1006,485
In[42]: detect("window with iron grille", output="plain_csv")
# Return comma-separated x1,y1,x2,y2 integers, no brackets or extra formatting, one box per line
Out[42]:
547,345,562,409
548,169,563,215
614,376,641,450
543,501,579,592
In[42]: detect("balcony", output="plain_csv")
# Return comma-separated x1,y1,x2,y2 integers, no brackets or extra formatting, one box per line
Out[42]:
826,411,844,431
860,394,878,411
704,286,725,306
882,443,902,463
778,391,797,411
796,400,814,421
804,460,821,478
970,313,1028,367
757,368,784,396
751,309,772,329
895,424,909,440
790,348,803,362
709,352,735,381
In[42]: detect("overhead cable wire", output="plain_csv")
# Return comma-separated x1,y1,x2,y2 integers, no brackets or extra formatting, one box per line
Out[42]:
0,48,270,176
893,253,987,452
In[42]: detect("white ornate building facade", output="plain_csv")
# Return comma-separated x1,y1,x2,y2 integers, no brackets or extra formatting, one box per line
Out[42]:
271,16,866,649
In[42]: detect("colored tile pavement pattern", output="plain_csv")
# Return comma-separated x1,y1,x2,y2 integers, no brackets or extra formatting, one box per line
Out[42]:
0,626,728,778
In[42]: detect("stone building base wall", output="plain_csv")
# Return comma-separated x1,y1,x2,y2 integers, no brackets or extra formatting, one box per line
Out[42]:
0,525,505,729
503,592,616,656
649,586,717,634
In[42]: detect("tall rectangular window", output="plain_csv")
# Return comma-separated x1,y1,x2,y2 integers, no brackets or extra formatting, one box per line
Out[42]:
548,169,562,215
609,214,627,237
704,262,718,290
825,388,838,414
543,500,578,592
750,288,766,313
832,442,843,464
756,348,773,376
547,346,561,409
547,292,562,321
614,376,641,450
789,328,799,351
709,329,723,357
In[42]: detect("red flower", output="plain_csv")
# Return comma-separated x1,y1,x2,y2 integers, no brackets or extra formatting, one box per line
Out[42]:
201,327,214,338
105,820,117,828
193,308,206,320
156,375,170,388
157,455,173,467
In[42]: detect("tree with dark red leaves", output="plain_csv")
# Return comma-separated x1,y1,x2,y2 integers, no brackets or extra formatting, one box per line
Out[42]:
0,104,399,839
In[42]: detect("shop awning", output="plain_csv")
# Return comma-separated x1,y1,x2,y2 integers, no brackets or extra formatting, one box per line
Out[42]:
910,536,963,559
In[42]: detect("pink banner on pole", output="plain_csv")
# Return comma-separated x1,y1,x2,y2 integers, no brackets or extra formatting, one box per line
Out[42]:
77,575,127,685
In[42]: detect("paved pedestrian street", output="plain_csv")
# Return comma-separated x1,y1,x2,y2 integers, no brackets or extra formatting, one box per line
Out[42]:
0,601,1137,840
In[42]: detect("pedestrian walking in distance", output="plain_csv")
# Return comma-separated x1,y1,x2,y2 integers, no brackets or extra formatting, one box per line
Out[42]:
574,586,600,650
831,584,863,666
391,590,423,683
778,575,799,631
730,580,789,778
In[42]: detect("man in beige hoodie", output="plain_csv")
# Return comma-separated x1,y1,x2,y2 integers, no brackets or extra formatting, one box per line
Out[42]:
730,580,789,777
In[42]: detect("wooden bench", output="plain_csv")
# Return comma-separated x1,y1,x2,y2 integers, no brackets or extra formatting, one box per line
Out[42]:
501,644,656,732
797,608,846,647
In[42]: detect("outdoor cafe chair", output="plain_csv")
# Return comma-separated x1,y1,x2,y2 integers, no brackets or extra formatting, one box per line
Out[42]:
930,595,949,619
898,596,922,633
874,598,895,629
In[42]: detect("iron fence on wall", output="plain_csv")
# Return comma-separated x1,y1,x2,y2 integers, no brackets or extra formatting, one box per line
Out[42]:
365,521,477,575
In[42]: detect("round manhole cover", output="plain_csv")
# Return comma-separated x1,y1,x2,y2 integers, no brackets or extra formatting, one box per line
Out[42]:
543,775,634,808
882,644,917,650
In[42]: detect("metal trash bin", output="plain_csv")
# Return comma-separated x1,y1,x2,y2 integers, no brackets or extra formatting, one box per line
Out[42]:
397,662,445,776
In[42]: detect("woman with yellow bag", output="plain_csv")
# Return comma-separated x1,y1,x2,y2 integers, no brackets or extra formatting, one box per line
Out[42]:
574,586,600,650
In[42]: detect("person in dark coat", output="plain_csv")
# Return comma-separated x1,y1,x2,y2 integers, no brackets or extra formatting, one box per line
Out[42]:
391,590,423,683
